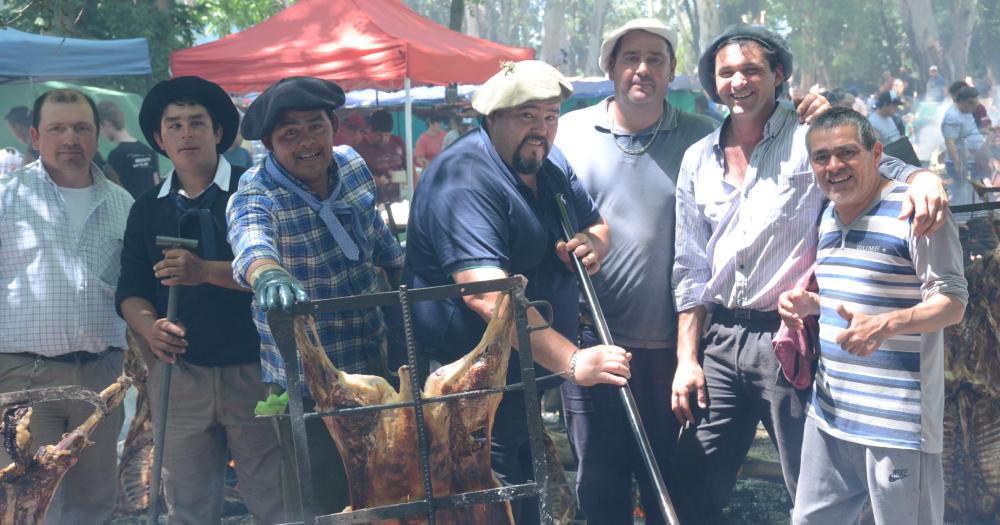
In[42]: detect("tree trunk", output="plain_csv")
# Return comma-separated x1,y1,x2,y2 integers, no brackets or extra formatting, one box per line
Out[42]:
540,0,566,68
583,0,607,76
697,0,721,57
465,2,483,38
946,0,978,82
448,0,465,31
899,0,946,83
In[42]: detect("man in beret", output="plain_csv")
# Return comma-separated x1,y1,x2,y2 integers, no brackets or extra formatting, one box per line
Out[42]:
117,76,283,525
226,76,404,516
405,60,632,525
670,25,947,522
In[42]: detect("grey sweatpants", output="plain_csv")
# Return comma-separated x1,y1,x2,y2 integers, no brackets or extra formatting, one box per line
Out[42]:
792,417,944,525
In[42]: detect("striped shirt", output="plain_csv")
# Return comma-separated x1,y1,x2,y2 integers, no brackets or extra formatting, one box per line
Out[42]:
0,160,133,356
809,182,967,453
227,146,404,389
673,103,919,313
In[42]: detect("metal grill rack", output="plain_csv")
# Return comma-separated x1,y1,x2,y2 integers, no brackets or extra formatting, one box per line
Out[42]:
266,276,557,525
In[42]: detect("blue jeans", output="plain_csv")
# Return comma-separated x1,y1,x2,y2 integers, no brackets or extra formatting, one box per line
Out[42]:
561,324,680,525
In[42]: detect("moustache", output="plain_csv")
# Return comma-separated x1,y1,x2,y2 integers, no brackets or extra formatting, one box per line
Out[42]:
518,135,549,150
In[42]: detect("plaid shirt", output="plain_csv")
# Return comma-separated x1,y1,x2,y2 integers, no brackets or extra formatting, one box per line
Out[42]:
0,160,133,356
227,146,404,388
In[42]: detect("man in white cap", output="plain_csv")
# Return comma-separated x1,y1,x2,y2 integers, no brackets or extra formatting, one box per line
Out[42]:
405,60,632,524
554,18,717,524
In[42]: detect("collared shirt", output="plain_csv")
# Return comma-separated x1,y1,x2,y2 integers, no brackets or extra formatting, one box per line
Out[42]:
405,127,601,384
0,160,133,356
557,98,717,348
810,182,967,453
227,146,404,388
673,103,919,313
117,156,260,367
157,155,232,199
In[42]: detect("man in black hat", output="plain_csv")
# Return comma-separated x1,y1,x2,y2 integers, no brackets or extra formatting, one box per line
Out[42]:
117,76,284,525
226,76,405,516
669,25,948,522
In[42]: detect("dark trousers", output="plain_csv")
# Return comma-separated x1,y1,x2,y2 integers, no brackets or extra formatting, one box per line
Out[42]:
491,390,542,524
561,325,680,525
670,312,810,525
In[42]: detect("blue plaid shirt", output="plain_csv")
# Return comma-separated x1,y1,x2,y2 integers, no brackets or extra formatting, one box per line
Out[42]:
227,146,404,389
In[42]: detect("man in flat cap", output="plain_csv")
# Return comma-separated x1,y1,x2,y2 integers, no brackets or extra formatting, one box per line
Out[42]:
405,60,631,524
0,88,132,525
117,76,283,525
670,24,947,522
227,76,404,516
553,19,718,524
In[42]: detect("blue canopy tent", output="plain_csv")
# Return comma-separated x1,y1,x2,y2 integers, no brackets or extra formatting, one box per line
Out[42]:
0,28,152,84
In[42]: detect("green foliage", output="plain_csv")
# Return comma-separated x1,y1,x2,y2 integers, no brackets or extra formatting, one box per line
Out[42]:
196,0,289,37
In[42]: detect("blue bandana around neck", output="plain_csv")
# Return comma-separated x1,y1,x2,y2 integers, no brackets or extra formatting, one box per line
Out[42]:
264,153,367,261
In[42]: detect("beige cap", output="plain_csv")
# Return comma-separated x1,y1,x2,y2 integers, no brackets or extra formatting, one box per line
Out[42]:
471,60,574,115
599,18,677,73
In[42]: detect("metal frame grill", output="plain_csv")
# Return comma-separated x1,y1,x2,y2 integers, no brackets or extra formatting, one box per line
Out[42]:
265,276,557,525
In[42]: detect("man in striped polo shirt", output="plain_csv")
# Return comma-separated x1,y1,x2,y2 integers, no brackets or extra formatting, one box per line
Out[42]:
779,107,967,525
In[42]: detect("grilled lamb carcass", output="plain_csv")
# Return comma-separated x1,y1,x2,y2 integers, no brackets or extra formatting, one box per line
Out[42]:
113,336,155,517
294,293,517,524
0,376,132,525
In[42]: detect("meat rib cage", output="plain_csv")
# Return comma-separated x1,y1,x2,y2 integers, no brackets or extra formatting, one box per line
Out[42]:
294,292,517,525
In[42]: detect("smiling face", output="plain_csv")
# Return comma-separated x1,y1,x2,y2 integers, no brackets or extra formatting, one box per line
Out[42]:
714,41,783,122
486,100,560,176
264,109,335,188
30,97,99,183
808,124,885,224
155,102,222,176
610,30,674,110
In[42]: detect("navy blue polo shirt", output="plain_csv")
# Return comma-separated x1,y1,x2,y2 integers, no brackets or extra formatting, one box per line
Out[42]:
405,127,601,380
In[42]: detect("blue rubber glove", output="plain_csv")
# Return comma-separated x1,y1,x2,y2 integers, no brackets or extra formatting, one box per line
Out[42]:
252,268,309,312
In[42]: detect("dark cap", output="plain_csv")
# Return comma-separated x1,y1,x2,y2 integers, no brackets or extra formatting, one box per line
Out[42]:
139,76,239,157
698,24,794,103
875,91,901,109
241,76,346,140
4,106,31,127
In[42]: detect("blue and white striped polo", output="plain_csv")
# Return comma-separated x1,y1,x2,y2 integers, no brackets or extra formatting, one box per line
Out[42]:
809,181,967,453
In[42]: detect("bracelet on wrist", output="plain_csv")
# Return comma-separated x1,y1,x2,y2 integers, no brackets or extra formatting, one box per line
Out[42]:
567,349,581,386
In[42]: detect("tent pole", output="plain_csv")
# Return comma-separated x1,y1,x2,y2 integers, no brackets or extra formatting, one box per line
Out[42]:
404,78,414,197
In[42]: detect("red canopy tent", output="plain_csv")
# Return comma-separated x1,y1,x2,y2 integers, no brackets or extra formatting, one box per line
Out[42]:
170,0,534,93
170,0,534,189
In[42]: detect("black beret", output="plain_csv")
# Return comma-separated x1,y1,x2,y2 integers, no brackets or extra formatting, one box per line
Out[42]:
241,76,346,140
698,24,794,103
139,76,239,157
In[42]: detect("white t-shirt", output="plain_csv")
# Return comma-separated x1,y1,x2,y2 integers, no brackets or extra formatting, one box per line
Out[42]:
58,184,95,237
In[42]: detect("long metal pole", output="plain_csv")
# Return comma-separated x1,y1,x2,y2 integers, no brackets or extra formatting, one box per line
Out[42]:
554,194,680,525
147,286,176,525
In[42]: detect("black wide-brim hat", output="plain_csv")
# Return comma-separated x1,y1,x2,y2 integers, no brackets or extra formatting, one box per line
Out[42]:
241,76,346,140
139,76,239,157
698,24,794,104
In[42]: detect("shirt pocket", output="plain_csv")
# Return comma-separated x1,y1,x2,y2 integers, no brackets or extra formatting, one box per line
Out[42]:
765,170,814,221
96,238,124,286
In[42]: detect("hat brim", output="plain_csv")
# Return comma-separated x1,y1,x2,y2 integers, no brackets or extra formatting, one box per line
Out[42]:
599,22,677,73
139,76,239,157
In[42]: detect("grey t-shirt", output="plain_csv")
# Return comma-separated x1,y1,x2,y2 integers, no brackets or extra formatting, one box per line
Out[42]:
556,98,718,348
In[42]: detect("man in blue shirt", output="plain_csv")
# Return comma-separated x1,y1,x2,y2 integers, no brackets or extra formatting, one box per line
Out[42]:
227,76,404,516
405,60,632,524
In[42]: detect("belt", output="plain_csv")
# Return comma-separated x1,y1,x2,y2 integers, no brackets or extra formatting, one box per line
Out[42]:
713,307,780,323
9,348,119,364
